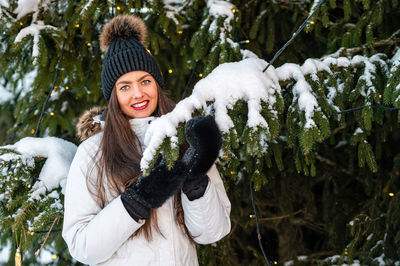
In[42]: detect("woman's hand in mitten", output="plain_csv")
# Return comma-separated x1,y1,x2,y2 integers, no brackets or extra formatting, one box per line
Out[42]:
121,156,186,221
181,115,222,201
182,115,222,178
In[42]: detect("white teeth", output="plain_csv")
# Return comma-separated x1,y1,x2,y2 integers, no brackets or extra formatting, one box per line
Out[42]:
132,101,148,108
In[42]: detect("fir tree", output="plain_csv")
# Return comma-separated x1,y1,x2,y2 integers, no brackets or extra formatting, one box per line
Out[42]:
0,0,400,265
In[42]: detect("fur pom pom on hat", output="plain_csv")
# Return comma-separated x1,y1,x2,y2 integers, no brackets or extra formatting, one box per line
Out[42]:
100,14,164,102
99,15,147,52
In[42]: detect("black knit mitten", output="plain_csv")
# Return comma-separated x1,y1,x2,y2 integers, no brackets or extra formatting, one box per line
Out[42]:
181,116,222,200
182,115,222,177
121,156,186,221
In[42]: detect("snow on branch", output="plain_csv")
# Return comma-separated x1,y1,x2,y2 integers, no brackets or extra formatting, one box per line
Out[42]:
163,0,187,25
324,53,388,98
14,21,57,60
0,0,8,8
141,55,282,171
0,83,13,104
275,60,330,128
207,0,235,31
140,50,391,171
80,0,95,15
13,0,55,63
0,137,77,200
206,0,237,47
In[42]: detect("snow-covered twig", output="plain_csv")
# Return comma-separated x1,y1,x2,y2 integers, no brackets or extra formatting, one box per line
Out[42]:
0,137,77,199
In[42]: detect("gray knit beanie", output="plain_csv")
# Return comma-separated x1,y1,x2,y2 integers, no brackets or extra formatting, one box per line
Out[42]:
99,15,164,102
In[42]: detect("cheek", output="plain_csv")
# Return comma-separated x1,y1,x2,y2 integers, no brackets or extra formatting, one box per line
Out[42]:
116,92,130,111
149,85,158,103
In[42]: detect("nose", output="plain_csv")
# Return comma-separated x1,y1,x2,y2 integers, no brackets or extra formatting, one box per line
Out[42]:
131,85,144,99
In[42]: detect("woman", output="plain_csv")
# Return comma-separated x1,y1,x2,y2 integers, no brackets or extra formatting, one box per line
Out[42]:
62,14,231,265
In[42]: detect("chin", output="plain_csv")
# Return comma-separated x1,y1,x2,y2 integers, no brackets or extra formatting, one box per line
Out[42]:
123,105,156,119
133,113,150,118
125,110,153,119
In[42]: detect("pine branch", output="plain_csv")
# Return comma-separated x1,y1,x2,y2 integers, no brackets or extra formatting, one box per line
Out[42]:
342,39,400,55
315,153,352,175
258,209,303,222
35,214,61,257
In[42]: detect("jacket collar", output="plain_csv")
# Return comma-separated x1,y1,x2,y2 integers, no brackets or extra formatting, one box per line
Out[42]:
76,106,155,143
129,116,155,146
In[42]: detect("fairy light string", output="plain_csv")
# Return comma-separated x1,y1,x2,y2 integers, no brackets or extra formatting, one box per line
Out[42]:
34,37,67,137
69,45,100,94
181,61,199,100
262,0,327,73
330,104,400,116
3,2,399,264
250,159,272,266
249,0,327,264
5,101,39,144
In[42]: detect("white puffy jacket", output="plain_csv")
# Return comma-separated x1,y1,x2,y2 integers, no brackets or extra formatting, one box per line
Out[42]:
62,116,231,265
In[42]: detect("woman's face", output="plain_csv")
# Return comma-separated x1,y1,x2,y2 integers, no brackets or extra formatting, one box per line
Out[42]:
115,71,158,119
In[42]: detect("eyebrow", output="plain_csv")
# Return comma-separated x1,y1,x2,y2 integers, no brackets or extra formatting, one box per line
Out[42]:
116,74,151,87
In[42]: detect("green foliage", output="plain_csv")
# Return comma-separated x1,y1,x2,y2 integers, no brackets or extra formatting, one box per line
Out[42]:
0,148,70,265
1,0,400,265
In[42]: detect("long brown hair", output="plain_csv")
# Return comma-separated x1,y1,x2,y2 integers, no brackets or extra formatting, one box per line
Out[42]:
87,83,191,241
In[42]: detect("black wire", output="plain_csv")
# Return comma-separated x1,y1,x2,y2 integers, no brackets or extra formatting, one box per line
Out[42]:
249,158,272,266
5,101,39,144
34,38,68,137
34,229,62,234
262,0,327,73
69,46,100,94
181,61,198,100
330,104,400,116
249,1,327,264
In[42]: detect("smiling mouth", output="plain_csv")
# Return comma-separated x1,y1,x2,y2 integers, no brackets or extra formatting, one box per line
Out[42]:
131,100,149,110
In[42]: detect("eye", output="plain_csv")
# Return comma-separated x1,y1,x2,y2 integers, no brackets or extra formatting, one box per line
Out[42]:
142,80,151,85
119,85,129,91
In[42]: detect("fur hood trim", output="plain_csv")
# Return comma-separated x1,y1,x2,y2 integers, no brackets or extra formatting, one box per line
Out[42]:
76,106,106,142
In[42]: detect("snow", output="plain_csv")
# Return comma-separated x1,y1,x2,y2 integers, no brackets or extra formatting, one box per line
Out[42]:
322,255,363,266
0,0,8,8
323,56,351,67
334,140,348,149
373,253,386,266
141,57,281,171
354,128,363,135
276,63,321,128
388,49,400,83
370,54,388,75
61,101,68,112
163,0,184,25
0,241,10,263
284,255,307,266
1,137,77,199
309,0,322,15
207,0,235,32
14,0,39,19
0,240,55,265
391,48,400,66
301,58,332,75
140,50,387,170
0,84,12,104
13,0,56,63
14,21,57,62
352,55,377,96
80,0,95,15
323,53,389,98
203,0,236,46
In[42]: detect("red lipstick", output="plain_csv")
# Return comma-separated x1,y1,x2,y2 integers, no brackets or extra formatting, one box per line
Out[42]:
131,100,149,110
